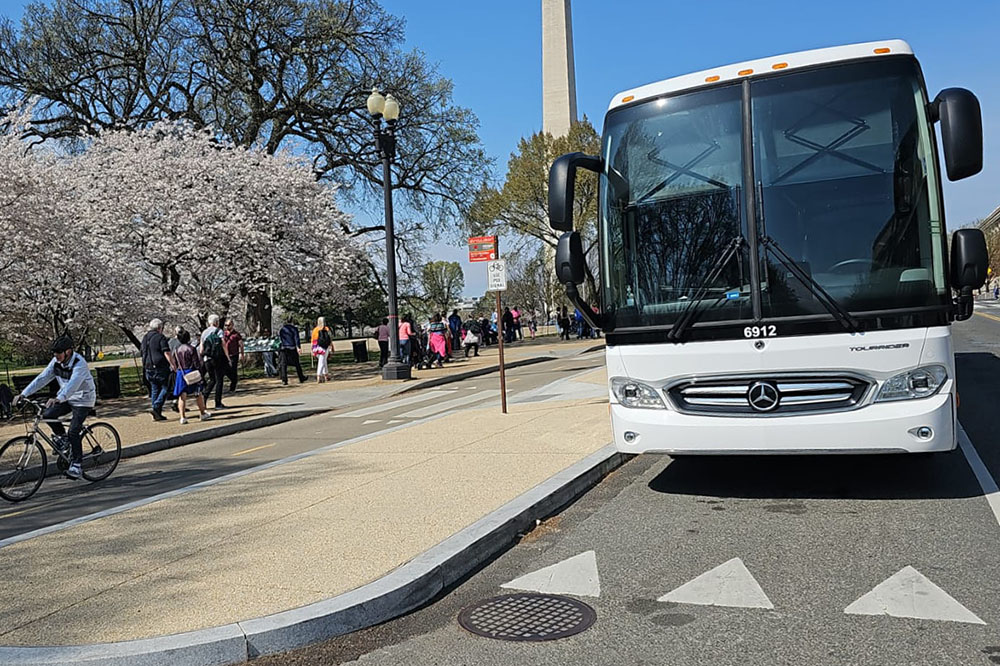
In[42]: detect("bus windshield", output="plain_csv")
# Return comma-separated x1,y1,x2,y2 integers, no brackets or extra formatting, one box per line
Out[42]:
601,58,948,334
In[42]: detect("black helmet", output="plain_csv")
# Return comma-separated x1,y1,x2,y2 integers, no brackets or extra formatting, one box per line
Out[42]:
51,336,74,354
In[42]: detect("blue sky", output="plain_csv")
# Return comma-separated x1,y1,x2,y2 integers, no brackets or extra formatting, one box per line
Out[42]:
2,0,997,296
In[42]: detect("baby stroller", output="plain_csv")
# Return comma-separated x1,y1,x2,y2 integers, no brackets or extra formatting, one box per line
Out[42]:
409,329,432,370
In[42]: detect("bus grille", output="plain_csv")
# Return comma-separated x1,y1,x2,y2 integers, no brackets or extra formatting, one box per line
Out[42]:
667,374,871,416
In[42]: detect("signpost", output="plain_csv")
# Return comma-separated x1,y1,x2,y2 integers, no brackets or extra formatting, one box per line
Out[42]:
478,243,508,414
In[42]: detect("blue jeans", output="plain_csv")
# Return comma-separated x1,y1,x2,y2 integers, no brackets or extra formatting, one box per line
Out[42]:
146,369,170,411
400,339,411,365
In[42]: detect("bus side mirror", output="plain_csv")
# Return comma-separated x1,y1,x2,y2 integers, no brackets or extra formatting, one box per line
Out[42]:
951,228,988,321
933,88,983,181
555,231,586,286
549,152,602,232
951,228,988,289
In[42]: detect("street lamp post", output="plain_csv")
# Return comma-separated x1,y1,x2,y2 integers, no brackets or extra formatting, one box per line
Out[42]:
367,87,411,380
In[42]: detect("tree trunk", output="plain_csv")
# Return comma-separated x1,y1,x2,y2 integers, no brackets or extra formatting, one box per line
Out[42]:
245,288,273,337
118,323,142,350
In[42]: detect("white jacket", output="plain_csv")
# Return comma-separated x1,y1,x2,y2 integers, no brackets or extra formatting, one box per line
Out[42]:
22,353,97,407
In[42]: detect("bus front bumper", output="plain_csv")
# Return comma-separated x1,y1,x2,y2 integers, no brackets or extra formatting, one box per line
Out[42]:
610,393,955,455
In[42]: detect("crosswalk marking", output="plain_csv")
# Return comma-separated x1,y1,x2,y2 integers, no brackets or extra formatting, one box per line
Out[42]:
332,390,457,419
501,551,601,597
658,558,773,609
844,566,985,624
397,390,499,419
362,420,381,425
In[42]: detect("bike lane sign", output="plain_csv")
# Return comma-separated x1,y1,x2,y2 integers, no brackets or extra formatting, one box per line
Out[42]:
487,260,507,292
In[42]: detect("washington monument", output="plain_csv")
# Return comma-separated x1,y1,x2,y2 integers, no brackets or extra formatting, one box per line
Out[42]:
541,0,577,138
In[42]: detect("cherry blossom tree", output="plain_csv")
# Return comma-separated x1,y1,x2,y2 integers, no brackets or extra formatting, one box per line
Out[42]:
0,105,133,356
70,120,363,337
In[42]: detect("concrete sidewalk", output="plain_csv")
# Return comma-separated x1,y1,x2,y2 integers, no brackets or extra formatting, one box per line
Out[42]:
0,337,603,463
0,364,616,664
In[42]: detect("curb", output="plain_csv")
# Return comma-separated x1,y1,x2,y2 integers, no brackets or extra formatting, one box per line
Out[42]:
0,446,630,665
118,409,328,461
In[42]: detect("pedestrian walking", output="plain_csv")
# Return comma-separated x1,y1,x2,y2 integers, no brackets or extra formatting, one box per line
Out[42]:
502,307,515,343
140,318,174,421
559,307,571,341
512,306,522,340
166,325,183,412
172,329,212,424
462,318,481,357
399,314,414,366
223,318,244,393
375,318,390,368
311,316,333,382
199,314,229,409
427,314,448,368
278,320,306,384
448,309,462,357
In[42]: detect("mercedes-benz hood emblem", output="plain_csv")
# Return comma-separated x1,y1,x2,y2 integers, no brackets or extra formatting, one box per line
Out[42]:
747,381,780,412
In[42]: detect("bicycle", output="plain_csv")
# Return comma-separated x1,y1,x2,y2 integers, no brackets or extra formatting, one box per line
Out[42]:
0,398,122,502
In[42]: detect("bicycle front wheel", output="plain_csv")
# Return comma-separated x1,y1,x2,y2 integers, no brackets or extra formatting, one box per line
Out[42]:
81,423,121,482
0,436,47,502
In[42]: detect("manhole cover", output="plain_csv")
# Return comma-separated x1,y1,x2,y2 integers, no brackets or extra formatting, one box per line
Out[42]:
457,593,596,641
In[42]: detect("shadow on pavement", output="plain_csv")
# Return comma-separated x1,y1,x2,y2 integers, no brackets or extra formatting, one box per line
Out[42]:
647,451,981,500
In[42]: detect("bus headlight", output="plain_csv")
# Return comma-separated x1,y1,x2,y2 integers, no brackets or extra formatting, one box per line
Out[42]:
611,377,666,409
875,365,948,403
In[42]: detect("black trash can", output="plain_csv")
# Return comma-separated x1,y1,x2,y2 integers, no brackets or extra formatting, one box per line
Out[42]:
96,366,121,399
352,340,369,363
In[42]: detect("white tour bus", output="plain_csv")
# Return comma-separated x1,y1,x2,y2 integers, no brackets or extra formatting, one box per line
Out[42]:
549,40,988,455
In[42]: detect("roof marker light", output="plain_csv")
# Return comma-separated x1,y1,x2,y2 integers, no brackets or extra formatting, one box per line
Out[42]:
738,69,753,76
705,75,721,82
874,47,891,54
621,95,634,103
772,62,788,70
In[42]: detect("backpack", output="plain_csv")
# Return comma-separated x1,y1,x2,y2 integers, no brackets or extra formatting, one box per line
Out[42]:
202,330,224,361
317,328,332,349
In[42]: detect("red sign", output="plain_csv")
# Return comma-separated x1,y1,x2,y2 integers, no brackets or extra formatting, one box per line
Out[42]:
468,235,497,262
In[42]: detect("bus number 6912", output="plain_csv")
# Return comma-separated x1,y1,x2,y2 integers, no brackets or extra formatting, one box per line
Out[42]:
744,325,777,338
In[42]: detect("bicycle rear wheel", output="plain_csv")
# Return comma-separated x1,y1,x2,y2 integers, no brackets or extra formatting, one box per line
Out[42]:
80,423,121,482
0,436,47,502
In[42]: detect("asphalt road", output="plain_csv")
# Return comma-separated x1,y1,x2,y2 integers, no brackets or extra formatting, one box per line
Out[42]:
0,352,605,540
256,311,1000,666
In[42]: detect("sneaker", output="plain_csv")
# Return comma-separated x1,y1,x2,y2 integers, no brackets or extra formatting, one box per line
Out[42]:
179,417,189,425
200,412,213,421
66,463,82,480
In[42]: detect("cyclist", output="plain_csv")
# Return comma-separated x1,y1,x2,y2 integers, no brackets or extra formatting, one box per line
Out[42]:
14,336,96,479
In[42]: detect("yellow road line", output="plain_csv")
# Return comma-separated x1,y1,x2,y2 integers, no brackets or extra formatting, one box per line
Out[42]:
975,311,1000,323
0,503,49,520
232,443,276,457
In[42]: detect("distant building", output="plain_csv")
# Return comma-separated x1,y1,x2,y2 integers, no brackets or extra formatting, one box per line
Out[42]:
977,205,1000,237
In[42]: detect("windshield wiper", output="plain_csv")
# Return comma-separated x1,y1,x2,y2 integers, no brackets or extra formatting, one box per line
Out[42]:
667,236,745,343
759,236,860,333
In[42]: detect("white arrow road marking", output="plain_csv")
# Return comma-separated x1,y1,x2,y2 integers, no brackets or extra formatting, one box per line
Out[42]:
658,558,773,609
332,390,457,418
844,566,985,624
362,420,381,425
388,419,404,424
501,550,601,598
